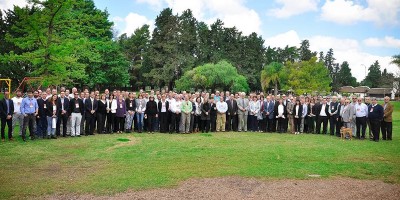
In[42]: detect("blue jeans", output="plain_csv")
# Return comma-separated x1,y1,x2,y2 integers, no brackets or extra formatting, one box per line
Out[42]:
136,113,144,132
47,116,57,136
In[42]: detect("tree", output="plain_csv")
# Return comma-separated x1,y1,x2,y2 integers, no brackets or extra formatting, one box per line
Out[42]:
391,54,400,68
362,60,382,88
380,68,395,88
285,57,331,95
175,60,249,93
298,40,316,61
260,62,287,95
336,61,357,87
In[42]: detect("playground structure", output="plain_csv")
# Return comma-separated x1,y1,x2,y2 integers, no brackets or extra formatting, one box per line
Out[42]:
0,78,12,98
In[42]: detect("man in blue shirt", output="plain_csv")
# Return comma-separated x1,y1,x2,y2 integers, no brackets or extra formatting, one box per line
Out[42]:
20,90,39,141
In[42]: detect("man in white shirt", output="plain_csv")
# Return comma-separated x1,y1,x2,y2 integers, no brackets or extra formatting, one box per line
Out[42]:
316,98,329,134
216,97,228,132
169,95,181,133
11,90,24,136
355,97,368,139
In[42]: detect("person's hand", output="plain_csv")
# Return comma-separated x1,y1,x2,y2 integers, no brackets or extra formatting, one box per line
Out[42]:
156,114,158,118
7,115,11,120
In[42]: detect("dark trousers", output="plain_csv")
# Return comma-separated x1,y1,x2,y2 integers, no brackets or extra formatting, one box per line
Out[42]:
194,115,201,131
1,117,12,139
85,114,96,135
202,119,210,133
329,116,337,135
316,116,328,134
115,116,124,132
106,113,114,133
210,114,216,132
56,113,68,136
226,114,237,131
356,116,367,138
169,113,180,133
294,117,301,132
159,112,169,133
96,113,105,134
277,117,285,133
381,121,392,140
272,118,277,132
335,117,342,136
307,116,316,133
36,115,47,137
251,115,258,131
22,114,36,140
267,118,274,132
259,118,266,132
283,117,288,132
370,119,381,141
147,115,156,132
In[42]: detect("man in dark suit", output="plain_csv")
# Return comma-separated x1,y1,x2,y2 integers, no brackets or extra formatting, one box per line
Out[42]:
368,97,384,142
56,91,69,137
209,98,217,132
158,94,169,133
226,94,238,131
315,97,330,134
36,92,48,138
85,92,98,135
328,96,339,136
1,90,14,141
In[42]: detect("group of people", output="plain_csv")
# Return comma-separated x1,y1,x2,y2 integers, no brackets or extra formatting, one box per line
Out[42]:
0,87,393,142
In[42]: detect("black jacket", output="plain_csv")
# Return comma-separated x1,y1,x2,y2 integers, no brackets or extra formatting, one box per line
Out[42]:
0,98,14,118
69,98,84,115
292,104,303,118
57,97,70,116
158,100,169,113
145,100,158,116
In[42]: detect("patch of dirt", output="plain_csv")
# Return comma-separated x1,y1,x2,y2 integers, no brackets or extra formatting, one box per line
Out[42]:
106,136,141,151
44,177,400,200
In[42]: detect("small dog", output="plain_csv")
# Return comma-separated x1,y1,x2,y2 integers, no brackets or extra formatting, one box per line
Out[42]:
340,127,352,140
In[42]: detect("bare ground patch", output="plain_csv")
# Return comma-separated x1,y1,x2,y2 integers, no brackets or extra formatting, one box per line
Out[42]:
44,177,400,200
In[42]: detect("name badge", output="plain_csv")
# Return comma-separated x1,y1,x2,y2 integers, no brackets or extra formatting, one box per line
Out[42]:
120,104,123,109
17,102,21,105
44,104,47,109
29,103,33,108
130,103,132,107
370,108,373,112
76,103,79,108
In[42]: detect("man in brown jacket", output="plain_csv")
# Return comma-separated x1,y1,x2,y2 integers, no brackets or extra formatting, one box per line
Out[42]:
381,96,393,140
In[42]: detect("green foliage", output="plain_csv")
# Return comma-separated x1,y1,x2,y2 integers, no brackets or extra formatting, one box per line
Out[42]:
285,57,332,95
362,60,382,88
336,61,358,87
298,40,317,61
391,54,400,68
260,62,287,95
175,60,249,93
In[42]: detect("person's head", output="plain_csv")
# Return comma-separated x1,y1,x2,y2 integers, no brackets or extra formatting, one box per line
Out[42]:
72,87,77,93
196,97,201,103
60,87,66,92
282,94,286,100
322,98,327,104
80,92,85,99
118,94,123,100
216,90,220,96
352,95,357,103
252,95,257,101
209,98,214,104
340,98,345,104
109,95,114,100
74,92,79,99
95,93,100,100
52,89,57,95
60,91,65,98
46,88,51,94
161,94,166,100
90,92,95,99
371,97,377,105
65,89,70,97
332,96,337,102
295,99,300,105
384,96,390,103
326,96,331,102
138,94,143,99
105,89,109,94
221,96,226,102
345,99,350,105
33,91,39,98
278,99,283,104
51,94,57,102
357,97,363,104
16,90,22,97
149,96,154,101
4,90,9,99
27,90,33,98
365,96,371,104
266,96,271,102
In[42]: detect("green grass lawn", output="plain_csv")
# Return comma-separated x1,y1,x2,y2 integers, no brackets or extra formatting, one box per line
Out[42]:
0,102,399,199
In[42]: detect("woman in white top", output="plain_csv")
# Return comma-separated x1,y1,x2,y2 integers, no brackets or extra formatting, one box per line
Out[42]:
106,95,115,133
249,95,260,132
292,99,303,134
135,94,146,133
274,99,287,133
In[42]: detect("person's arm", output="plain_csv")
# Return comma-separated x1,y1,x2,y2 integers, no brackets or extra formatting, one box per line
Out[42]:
20,99,25,115
384,104,393,118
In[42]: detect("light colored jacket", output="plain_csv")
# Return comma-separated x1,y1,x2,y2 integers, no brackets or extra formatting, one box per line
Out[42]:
237,97,249,116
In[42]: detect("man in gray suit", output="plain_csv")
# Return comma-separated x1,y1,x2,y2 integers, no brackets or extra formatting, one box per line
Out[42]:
340,99,352,128
237,92,249,132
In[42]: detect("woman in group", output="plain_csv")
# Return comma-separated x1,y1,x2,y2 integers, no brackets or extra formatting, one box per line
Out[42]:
249,95,260,132
136,94,146,133
46,94,59,139
145,96,158,134
258,95,266,132
106,95,116,133
201,98,211,133
115,94,126,133
97,94,107,134
307,98,317,133
293,99,303,135
275,98,287,133
158,94,169,133
194,97,202,133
